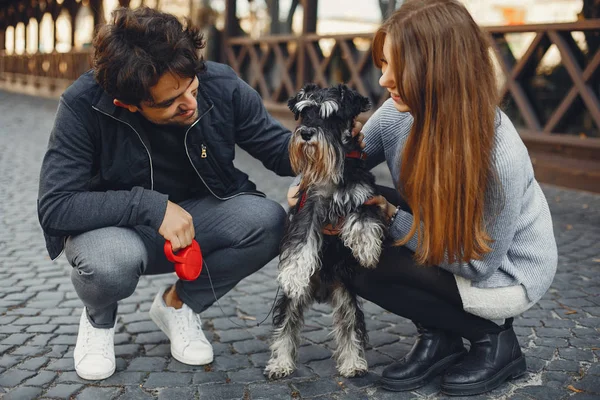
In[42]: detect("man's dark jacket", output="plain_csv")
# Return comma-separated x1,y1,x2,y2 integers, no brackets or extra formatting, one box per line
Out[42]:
38,62,293,260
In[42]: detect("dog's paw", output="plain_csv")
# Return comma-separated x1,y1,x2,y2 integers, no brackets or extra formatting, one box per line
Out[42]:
337,356,368,378
355,248,381,269
341,216,385,268
264,358,296,380
337,358,369,378
278,265,310,299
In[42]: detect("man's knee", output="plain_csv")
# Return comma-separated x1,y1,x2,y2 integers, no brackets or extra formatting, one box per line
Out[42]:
232,197,286,251
66,227,147,300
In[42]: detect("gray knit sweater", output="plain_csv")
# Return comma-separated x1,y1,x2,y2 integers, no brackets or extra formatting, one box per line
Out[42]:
363,99,558,304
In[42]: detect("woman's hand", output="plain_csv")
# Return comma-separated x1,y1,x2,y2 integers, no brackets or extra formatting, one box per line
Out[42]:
365,195,398,224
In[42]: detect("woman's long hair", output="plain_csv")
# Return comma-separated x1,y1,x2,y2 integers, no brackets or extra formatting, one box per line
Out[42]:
372,0,498,265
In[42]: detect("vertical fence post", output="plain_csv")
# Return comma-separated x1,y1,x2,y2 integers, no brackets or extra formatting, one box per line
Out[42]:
297,0,317,88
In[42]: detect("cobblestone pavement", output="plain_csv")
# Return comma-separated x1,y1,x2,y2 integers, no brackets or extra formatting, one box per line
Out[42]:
0,90,599,400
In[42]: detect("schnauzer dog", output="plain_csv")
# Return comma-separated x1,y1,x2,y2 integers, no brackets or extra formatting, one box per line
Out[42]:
264,84,388,379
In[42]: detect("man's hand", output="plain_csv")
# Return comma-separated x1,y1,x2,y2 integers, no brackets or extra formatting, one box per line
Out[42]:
158,201,195,252
352,121,365,149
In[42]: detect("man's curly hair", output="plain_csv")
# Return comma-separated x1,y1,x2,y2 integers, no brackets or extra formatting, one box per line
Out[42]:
93,7,206,105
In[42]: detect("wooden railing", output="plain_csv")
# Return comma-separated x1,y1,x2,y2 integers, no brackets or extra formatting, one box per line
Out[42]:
225,21,600,140
1,21,599,191
0,51,92,87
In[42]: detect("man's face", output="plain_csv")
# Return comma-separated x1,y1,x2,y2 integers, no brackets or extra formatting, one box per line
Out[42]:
120,72,200,126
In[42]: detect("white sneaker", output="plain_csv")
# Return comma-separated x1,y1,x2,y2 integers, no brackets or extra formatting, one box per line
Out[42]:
149,286,214,365
73,307,116,380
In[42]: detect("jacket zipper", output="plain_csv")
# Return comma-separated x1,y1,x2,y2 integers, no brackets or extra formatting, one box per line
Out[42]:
91,106,154,190
184,105,265,200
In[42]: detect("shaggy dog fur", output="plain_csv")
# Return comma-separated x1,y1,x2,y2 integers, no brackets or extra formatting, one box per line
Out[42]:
265,84,388,379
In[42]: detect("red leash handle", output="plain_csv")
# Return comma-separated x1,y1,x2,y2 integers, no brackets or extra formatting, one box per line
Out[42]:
164,240,203,281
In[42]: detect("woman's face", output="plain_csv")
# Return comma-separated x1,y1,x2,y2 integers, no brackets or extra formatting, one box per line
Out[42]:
379,36,410,112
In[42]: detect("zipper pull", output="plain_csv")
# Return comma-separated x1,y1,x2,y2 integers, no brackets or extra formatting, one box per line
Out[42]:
201,144,207,158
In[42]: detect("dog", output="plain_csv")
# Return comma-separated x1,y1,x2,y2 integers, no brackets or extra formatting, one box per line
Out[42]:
264,84,388,379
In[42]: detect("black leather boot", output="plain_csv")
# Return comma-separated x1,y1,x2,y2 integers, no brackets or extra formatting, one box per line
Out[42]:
441,318,527,396
380,324,467,391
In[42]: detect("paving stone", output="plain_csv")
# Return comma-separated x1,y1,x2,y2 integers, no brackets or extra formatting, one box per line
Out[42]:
546,359,582,373
192,370,228,385
217,329,254,343
126,321,159,334
144,344,171,357
228,367,268,383
98,372,146,386
232,339,269,354
587,363,600,375
558,347,595,361
340,371,379,389
45,344,69,357
374,342,412,360
134,331,167,344
76,387,122,400
22,370,57,386
44,384,84,399
213,354,252,371
0,325,26,334
0,368,37,387
292,378,343,397
196,383,246,400
573,374,600,394
298,344,332,364
309,358,338,377
0,333,34,345
114,344,141,357
127,357,167,371
165,359,212,372
249,351,270,368
12,316,51,325
143,372,193,388
3,386,43,400
55,372,89,384
46,357,76,371
365,349,393,367
119,387,155,400
524,345,556,360
303,329,333,344
514,385,570,399
17,355,49,370
247,382,293,400
49,335,76,345
157,387,198,400
0,354,22,369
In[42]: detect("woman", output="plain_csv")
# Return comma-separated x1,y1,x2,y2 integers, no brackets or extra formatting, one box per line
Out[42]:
288,0,557,396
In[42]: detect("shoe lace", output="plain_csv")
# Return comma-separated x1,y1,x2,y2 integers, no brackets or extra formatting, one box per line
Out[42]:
84,325,113,357
175,306,207,344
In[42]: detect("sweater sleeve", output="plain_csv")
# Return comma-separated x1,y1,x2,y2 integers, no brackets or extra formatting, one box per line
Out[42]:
389,124,528,282
362,105,387,171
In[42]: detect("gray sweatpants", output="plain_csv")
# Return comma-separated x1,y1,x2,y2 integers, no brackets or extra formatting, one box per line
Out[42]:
65,194,286,328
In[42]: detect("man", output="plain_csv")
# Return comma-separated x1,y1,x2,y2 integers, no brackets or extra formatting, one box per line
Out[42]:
37,7,294,380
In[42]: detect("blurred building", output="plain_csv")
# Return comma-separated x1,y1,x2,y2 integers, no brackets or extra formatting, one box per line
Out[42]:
1,0,586,55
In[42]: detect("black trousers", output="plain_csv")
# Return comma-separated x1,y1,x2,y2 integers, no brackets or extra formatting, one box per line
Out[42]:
349,186,502,341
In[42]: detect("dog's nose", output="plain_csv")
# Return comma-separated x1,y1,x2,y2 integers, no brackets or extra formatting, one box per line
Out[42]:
301,131,313,141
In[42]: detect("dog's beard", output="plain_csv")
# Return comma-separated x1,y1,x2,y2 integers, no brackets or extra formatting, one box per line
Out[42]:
290,128,342,192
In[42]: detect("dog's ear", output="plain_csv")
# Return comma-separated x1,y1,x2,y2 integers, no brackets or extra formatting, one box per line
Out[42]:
288,83,320,120
337,84,371,120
